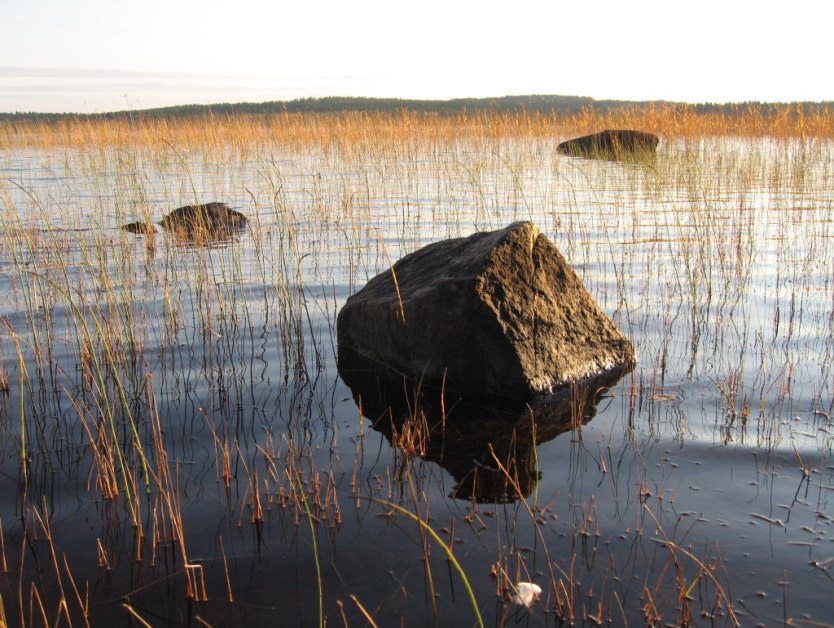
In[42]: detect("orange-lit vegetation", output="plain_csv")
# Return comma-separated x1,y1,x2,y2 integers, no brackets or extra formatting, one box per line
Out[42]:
1,102,833,153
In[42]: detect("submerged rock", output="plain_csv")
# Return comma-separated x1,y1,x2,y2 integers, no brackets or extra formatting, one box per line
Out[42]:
337,221,635,399
159,202,248,235
120,221,157,235
557,129,659,162
120,202,248,240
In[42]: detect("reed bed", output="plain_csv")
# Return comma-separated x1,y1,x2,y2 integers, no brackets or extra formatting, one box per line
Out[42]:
0,106,832,625
2,102,833,155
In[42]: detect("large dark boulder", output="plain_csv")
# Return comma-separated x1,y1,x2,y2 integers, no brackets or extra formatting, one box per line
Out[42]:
337,221,635,400
120,202,247,240
557,129,659,162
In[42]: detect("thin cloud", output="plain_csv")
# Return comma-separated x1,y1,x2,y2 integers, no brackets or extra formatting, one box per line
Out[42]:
0,66,390,113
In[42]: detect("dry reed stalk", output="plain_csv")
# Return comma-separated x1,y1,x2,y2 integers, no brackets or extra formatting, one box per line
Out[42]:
27,584,50,627
219,536,233,603
61,554,91,628
0,517,6,574
122,601,154,627
185,563,208,602
95,538,110,570
15,500,92,627
250,468,263,523
487,445,566,614
348,594,380,628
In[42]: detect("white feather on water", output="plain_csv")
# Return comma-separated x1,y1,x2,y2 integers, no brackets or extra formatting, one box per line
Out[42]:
512,582,542,608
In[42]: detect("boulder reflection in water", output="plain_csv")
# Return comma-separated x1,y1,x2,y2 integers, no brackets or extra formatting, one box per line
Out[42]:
339,362,630,503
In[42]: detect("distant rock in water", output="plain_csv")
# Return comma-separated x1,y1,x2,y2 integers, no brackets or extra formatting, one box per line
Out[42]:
159,202,248,235
120,202,248,241
120,221,157,235
337,221,635,400
557,129,659,162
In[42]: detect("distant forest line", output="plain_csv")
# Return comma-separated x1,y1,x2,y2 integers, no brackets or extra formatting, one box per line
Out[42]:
2,94,833,122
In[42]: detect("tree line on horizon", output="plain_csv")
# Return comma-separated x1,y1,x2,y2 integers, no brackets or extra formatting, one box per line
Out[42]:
2,94,832,122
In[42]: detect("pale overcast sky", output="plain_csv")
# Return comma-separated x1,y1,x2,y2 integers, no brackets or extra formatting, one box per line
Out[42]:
0,0,829,113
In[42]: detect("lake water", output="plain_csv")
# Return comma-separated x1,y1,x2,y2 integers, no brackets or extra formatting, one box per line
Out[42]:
1,132,833,626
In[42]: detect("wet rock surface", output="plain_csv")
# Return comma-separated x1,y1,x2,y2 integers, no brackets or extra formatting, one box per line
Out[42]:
337,221,635,399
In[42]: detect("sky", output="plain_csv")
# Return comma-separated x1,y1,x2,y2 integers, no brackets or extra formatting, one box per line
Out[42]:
1,0,830,113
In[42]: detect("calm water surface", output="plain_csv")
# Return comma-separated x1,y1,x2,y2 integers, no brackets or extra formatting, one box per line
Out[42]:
1,135,833,626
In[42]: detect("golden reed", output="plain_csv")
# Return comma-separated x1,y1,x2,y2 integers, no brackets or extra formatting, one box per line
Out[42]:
1,103,832,153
